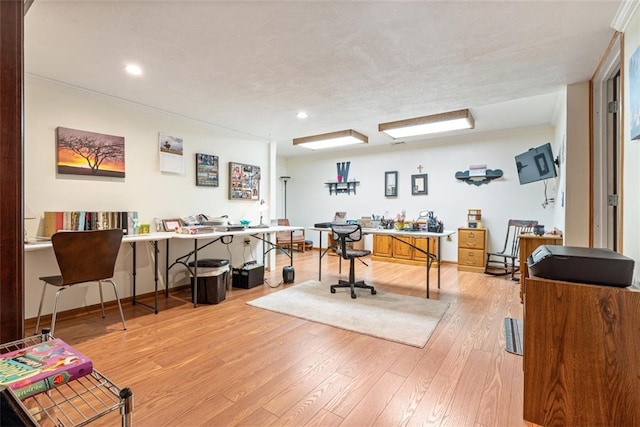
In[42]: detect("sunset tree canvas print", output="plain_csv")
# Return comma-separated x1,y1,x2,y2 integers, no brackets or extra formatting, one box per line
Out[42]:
56,127,125,178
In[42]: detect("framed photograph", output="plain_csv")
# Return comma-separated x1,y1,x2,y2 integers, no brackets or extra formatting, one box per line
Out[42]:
411,174,428,195
385,171,398,197
195,153,219,187
162,218,182,232
229,162,260,200
56,127,125,178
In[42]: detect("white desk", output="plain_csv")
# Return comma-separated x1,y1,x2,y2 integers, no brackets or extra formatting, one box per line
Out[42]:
310,227,455,298
26,226,305,312
25,232,172,314
168,225,304,307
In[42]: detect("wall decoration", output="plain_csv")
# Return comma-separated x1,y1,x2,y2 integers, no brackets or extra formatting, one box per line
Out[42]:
336,161,350,182
195,153,219,187
455,165,503,186
56,127,125,178
411,174,428,195
631,45,640,140
229,162,260,200
385,171,398,197
159,133,185,174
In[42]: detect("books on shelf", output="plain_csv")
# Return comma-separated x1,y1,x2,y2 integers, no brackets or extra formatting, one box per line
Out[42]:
0,338,93,399
43,211,138,237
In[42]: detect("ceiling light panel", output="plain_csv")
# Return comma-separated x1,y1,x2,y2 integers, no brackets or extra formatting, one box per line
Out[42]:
293,129,368,150
379,109,474,139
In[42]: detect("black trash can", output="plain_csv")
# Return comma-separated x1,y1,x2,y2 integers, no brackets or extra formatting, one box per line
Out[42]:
188,259,229,304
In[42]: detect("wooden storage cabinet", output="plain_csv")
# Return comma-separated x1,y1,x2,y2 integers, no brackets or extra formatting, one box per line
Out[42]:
372,235,436,266
372,234,393,257
523,276,640,426
392,236,413,260
457,227,487,272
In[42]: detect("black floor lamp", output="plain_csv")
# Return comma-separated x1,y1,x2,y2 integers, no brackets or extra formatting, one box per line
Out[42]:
280,176,291,218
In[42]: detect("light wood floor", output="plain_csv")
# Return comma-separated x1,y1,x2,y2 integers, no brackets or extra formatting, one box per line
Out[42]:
25,250,530,427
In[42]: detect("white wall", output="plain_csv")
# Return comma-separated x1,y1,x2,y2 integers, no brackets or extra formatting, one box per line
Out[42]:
280,126,560,262
24,77,272,318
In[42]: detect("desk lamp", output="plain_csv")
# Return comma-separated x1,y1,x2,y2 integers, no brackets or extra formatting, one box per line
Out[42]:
257,199,269,228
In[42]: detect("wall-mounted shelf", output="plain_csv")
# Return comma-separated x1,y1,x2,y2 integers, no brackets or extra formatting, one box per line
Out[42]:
455,169,503,186
326,181,359,195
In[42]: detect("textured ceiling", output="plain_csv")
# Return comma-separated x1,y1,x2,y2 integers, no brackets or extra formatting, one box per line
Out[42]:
25,1,621,157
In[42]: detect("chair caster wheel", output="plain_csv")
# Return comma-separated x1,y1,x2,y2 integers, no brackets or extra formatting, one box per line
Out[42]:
330,288,336,294
371,289,377,295
351,292,357,299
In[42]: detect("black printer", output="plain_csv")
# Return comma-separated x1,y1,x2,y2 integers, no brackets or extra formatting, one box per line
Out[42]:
527,245,634,288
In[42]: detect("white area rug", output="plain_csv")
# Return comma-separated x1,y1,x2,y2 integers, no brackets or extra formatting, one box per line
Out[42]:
247,280,449,348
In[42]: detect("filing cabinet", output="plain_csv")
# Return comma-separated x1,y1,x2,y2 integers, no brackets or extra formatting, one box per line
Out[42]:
457,227,487,272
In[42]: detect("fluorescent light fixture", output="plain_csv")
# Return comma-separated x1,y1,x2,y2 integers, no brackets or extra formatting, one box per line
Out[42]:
378,108,474,139
296,111,308,119
293,129,368,150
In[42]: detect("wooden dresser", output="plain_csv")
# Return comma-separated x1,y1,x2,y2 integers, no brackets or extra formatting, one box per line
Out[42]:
457,227,487,272
523,276,640,426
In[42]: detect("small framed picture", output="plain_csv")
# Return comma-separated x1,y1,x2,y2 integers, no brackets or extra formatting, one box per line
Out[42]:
385,171,398,197
411,174,428,195
195,153,219,187
162,218,182,232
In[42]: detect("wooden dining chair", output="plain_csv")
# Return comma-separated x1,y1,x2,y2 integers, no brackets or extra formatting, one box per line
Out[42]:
34,229,127,336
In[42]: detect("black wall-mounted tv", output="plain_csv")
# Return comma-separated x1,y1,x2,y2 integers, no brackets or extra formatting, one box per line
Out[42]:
515,143,557,185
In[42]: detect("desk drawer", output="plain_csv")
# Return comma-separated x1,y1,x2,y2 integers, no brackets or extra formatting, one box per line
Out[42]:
458,248,485,267
458,229,486,250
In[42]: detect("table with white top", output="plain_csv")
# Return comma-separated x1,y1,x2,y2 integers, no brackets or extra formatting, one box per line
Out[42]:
25,232,172,314
168,225,305,307
310,226,456,298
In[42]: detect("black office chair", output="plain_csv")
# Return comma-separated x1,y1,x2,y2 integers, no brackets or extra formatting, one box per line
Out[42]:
330,223,376,299
484,219,538,280
35,229,127,336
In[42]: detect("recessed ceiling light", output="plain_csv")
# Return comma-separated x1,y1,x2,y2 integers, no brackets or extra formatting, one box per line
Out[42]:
125,64,143,76
296,111,308,119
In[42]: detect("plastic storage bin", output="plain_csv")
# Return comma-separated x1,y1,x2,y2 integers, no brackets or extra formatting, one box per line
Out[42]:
188,258,229,304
